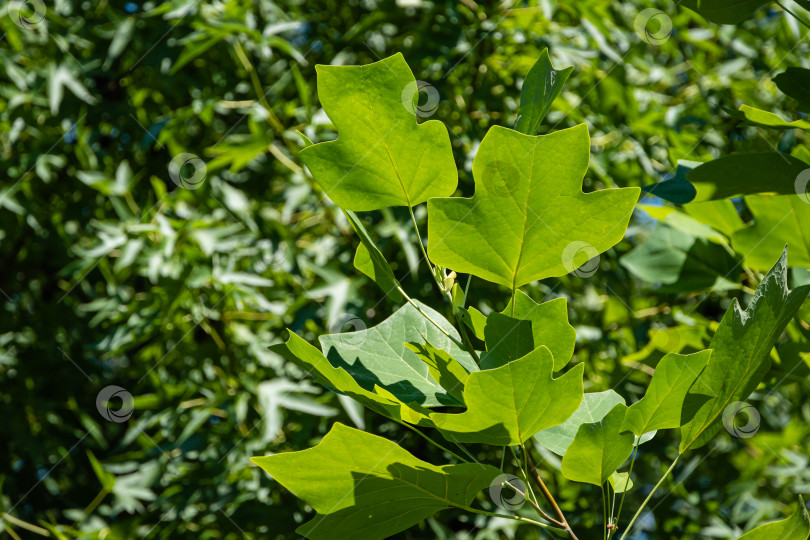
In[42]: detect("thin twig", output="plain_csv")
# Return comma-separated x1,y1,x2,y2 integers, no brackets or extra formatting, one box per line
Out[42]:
525,448,580,539
505,479,564,527
460,505,565,532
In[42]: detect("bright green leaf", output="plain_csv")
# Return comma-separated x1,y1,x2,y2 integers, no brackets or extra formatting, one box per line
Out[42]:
737,105,810,131
503,291,576,371
515,49,573,135
620,350,712,437
251,423,501,540
561,403,635,486
480,313,534,369
680,249,810,452
459,306,488,341
300,54,457,211
535,390,625,456
428,124,639,288
609,471,633,493
430,346,584,446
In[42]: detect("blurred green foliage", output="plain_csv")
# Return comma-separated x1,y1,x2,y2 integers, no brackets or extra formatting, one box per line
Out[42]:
1,0,809,538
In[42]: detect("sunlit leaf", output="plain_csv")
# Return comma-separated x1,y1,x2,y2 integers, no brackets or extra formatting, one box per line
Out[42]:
535,390,625,456
609,471,633,493
430,346,584,445
300,54,457,211
680,249,810,452
252,423,501,540
736,105,810,131
561,403,634,486
428,124,639,288
503,291,576,371
620,350,712,437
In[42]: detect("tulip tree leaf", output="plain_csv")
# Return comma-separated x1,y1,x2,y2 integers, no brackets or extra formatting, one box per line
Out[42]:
737,496,810,540
320,301,477,407
681,0,769,24
680,249,810,452
428,124,640,289
270,332,432,426
731,195,810,270
459,306,487,341
251,423,501,540
515,49,573,135
478,293,576,370
403,341,471,403
561,403,635,486
774,68,810,113
535,390,625,456
480,313,534,369
620,350,712,437
300,53,457,211
345,210,403,302
686,153,810,202
430,346,584,446
503,291,576,371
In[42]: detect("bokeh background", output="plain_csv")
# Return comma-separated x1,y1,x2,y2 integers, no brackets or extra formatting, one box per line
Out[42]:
2,0,809,538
